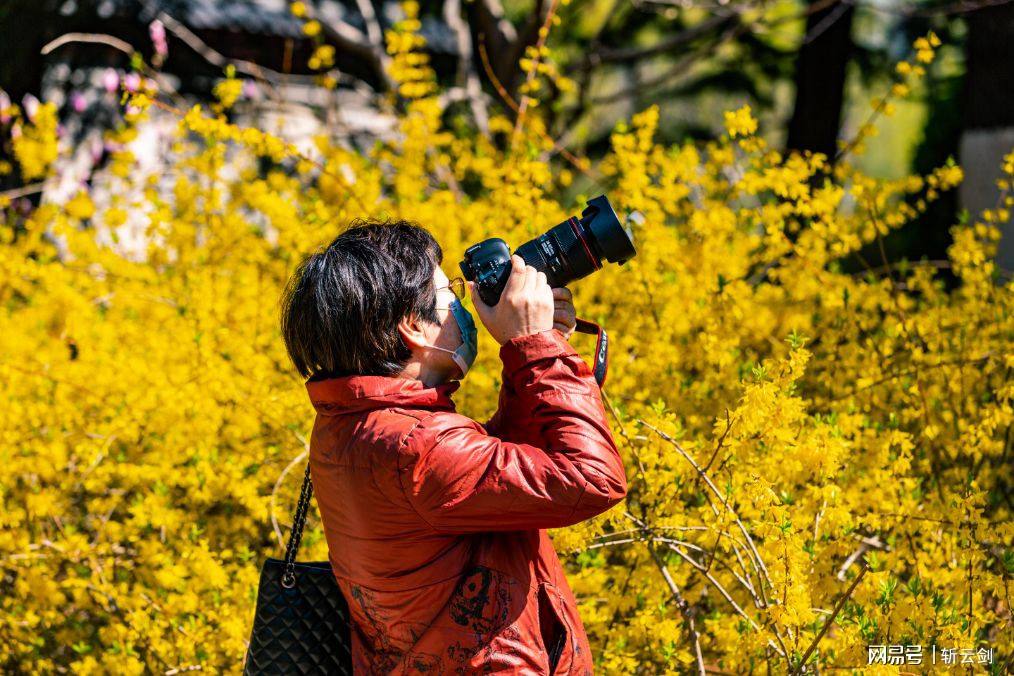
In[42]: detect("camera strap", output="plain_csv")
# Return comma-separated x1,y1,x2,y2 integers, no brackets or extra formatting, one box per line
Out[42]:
574,318,608,388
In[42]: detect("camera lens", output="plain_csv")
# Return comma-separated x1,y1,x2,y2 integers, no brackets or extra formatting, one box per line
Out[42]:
515,217,599,287
458,195,637,305
513,195,636,288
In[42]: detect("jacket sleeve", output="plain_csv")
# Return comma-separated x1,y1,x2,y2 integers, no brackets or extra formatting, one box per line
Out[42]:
476,383,504,435
398,330,628,533
481,376,511,439
482,332,569,445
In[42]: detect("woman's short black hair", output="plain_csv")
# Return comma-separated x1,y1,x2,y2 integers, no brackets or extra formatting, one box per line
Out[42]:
280,217,443,379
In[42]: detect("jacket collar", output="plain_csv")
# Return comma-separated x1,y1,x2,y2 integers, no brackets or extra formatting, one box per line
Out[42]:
306,375,459,415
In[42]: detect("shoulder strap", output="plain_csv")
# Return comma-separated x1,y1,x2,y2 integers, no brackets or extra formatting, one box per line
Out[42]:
574,317,608,387
280,461,314,588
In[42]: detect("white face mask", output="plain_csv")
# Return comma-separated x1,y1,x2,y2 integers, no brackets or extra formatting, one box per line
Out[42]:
426,298,478,378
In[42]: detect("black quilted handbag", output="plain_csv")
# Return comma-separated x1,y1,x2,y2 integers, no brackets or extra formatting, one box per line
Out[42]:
243,461,354,674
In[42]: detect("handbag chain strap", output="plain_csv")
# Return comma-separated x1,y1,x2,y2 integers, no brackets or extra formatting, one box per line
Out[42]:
280,461,314,588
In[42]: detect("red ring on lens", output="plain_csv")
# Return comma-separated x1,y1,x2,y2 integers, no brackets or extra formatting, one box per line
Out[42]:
568,216,601,270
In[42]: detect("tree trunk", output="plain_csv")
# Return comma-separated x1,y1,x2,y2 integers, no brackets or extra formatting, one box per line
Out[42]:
785,0,855,160
960,2,1014,272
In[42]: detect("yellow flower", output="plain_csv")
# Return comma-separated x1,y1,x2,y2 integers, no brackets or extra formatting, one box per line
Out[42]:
65,191,95,220
311,45,336,69
723,104,758,138
302,20,321,37
213,77,243,109
12,101,59,180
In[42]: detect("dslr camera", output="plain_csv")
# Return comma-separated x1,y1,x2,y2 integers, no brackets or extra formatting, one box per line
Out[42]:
460,195,639,306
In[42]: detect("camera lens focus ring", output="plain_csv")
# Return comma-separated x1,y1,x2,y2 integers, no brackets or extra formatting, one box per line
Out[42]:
517,239,549,271
515,217,600,288
517,232,566,287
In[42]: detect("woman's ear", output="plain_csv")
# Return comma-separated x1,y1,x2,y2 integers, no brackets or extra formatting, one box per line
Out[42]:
397,312,429,351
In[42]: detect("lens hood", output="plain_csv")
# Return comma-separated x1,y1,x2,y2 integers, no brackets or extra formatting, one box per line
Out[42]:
583,195,636,264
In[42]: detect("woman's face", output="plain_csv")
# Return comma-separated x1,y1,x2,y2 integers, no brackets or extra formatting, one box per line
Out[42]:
424,266,466,381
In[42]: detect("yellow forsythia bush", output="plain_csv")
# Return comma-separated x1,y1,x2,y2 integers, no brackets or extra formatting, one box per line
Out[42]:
1,11,1010,674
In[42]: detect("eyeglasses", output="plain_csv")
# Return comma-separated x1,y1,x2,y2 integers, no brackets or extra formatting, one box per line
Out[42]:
435,276,466,301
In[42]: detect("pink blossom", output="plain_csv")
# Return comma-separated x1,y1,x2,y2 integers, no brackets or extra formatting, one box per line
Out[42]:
102,68,120,93
149,20,168,57
22,94,40,122
242,80,261,100
123,72,141,93
71,91,87,113
0,91,10,123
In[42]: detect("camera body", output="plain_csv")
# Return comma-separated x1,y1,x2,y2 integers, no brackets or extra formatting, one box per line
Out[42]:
460,195,638,306
459,238,514,307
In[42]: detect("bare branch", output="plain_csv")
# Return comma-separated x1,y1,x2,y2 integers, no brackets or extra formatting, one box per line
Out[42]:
836,534,889,581
589,20,743,106
795,562,870,673
0,181,52,200
624,513,779,649
41,32,135,56
512,0,561,141
647,542,708,674
39,29,185,105
702,408,734,474
567,10,740,74
164,666,203,675
155,11,282,94
654,536,758,599
638,419,775,592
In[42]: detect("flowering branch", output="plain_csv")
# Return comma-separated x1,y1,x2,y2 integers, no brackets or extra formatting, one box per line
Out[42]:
793,561,870,674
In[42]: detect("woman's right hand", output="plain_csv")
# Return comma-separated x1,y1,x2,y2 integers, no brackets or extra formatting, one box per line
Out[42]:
469,255,555,345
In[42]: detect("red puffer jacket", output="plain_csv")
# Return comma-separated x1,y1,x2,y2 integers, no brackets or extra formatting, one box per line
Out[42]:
306,329,628,675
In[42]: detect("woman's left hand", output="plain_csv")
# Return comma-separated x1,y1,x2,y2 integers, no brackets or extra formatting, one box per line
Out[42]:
552,287,576,339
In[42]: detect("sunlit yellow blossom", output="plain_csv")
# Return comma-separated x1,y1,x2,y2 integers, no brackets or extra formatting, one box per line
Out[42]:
213,77,243,109
723,104,758,138
11,102,59,180
302,20,321,37
64,191,95,220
